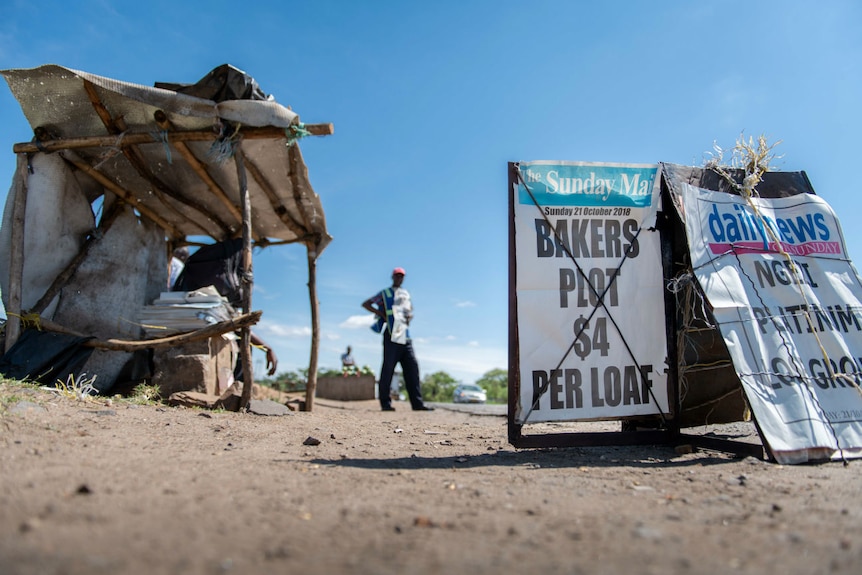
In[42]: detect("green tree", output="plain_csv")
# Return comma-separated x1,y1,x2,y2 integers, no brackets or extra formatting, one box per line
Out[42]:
475,368,508,403
259,369,307,393
421,371,458,402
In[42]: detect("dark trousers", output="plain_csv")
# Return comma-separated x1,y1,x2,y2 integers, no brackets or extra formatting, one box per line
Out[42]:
379,330,424,409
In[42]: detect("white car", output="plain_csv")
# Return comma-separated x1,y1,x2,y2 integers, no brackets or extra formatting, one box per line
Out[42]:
453,384,487,404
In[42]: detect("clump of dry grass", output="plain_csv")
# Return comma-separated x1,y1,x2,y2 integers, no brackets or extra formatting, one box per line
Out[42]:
704,133,783,197
128,383,162,404
47,373,99,401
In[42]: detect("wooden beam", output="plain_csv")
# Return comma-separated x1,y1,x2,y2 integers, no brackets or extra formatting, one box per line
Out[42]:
247,237,315,247
62,83,228,240
153,110,243,225
4,154,28,352
83,79,121,134
112,117,235,239
237,148,308,238
60,153,183,237
12,123,334,154
38,311,262,351
287,144,317,236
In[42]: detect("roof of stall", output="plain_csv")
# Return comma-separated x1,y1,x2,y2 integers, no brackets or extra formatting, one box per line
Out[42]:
1,64,332,253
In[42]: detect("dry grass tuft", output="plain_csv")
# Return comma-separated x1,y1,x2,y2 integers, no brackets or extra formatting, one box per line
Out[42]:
704,133,783,197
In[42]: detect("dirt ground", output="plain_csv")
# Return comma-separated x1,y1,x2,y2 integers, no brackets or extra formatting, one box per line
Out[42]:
1,381,861,575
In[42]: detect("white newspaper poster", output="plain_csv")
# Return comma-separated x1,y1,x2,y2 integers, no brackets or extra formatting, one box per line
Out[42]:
681,183,862,464
514,162,669,424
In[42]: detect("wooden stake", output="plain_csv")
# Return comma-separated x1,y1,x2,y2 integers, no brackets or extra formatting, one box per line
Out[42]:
304,246,320,412
235,143,254,410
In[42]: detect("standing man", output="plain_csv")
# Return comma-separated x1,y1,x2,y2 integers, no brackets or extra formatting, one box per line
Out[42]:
362,267,434,412
341,346,356,369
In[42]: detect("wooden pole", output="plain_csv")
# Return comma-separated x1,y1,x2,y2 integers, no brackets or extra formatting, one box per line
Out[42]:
235,143,254,410
5,154,28,352
304,244,320,411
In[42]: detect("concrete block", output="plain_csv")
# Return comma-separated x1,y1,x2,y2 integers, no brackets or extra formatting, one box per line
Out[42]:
315,374,376,401
152,336,236,397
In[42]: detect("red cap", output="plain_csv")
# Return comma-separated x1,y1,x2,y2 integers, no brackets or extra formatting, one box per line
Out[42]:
393,267,406,276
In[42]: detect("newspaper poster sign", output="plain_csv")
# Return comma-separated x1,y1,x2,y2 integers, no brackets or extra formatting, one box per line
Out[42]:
681,183,862,464
513,162,669,424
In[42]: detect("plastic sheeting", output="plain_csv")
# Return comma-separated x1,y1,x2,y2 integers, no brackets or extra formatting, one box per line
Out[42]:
0,329,94,386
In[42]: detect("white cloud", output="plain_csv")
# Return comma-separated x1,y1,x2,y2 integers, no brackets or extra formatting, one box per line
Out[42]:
455,300,476,308
258,320,312,338
340,314,376,329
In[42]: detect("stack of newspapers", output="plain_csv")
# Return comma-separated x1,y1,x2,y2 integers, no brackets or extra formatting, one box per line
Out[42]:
139,286,236,337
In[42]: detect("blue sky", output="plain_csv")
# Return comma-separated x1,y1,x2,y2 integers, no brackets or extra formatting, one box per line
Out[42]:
1,1,861,384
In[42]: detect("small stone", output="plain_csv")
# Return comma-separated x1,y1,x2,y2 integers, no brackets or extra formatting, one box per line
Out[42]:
247,399,291,416
633,524,663,540
9,401,47,415
303,436,321,446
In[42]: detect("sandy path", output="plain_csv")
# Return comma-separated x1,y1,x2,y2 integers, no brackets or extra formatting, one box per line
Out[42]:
1,384,861,575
